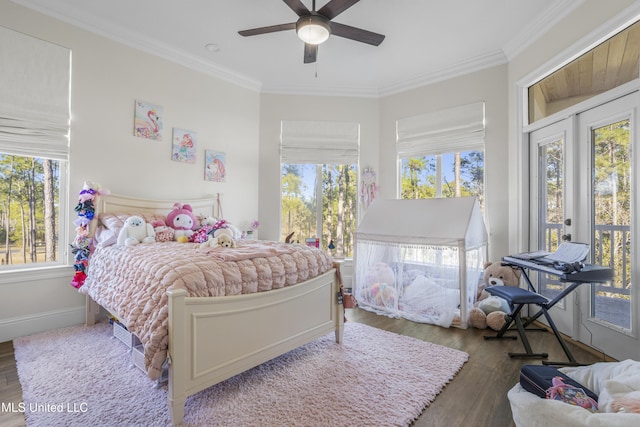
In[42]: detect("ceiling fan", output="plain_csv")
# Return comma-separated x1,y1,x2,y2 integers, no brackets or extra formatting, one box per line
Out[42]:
238,0,385,64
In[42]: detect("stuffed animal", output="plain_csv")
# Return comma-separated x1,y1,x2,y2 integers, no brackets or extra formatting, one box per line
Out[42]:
199,215,218,226
150,219,175,242
166,203,197,240
363,282,396,308
360,262,397,308
117,215,155,246
216,233,237,248
468,261,521,330
200,232,237,248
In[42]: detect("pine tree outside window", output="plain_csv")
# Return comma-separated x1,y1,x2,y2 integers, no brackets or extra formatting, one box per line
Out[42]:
280,121,359,258
397,103,485,210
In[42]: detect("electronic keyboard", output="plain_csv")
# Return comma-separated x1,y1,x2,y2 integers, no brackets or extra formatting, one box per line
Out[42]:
502,256,613,283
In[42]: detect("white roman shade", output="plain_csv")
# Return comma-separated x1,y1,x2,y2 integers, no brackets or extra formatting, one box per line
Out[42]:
281,120,359,164
0,26,71,161
396,102,485,157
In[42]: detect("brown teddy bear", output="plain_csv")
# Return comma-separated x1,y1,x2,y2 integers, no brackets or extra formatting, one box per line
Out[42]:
468,261,521,330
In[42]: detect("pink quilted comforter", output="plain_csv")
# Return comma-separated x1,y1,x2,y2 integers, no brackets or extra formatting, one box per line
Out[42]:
80,240,334,379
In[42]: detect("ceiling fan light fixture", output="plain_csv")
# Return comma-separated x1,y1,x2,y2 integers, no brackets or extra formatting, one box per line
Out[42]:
296,15,331,45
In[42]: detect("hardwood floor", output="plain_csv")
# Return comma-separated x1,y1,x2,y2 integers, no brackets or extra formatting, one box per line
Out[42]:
0,341,24,427
346,309,613,427
0,309,614,427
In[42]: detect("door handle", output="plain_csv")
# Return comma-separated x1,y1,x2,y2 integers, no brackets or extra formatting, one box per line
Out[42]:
562,234,572,241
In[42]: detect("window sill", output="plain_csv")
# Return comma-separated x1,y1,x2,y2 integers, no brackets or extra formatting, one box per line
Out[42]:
0,264,74,286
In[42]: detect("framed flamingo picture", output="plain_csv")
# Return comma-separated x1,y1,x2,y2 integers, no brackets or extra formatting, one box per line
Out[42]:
205,150,226,182
134,100,163,140
172,128,197,163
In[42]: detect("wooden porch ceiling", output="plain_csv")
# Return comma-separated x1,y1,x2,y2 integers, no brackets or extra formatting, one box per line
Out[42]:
538,21,639,103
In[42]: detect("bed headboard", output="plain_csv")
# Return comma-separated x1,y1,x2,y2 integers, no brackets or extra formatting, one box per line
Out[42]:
95,193,217,218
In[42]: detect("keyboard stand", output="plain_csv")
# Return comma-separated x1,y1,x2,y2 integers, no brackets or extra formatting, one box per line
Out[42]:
485,257,612,366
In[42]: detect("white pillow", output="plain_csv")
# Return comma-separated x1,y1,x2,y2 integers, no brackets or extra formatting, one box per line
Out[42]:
560,359,640,395
94,227,116,248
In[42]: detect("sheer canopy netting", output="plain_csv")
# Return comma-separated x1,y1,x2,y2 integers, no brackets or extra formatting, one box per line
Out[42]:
354,198,488,328
355,240,485,327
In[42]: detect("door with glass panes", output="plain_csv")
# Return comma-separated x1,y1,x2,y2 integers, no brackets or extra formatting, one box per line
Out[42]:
530,93,639,360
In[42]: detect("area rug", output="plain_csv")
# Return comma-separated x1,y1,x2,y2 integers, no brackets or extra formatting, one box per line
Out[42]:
14,322,468,427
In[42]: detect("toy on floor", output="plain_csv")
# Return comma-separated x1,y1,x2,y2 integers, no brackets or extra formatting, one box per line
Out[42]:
468,261,520,330
361,262,397,308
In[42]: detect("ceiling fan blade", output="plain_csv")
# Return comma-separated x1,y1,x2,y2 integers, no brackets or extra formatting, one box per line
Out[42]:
238,22,296,37
317,0,360,20
304,43,318,63
283,0,310,16
330,22,385,46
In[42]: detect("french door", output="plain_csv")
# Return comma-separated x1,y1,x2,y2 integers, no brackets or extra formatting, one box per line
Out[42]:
530,120,574,335
530,92,639,360
575,93,638,359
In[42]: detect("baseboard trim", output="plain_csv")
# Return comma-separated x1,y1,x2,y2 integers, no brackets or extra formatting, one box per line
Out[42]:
0,305,85,343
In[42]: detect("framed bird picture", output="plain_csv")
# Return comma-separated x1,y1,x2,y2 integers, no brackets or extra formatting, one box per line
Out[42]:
134,100,163,140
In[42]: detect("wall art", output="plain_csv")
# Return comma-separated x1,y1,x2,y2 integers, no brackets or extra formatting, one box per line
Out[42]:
172,128,197,163
134,100,163,140
205,150,226,182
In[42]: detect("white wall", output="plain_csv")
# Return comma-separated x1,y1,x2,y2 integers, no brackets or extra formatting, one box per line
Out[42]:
0,0,260,341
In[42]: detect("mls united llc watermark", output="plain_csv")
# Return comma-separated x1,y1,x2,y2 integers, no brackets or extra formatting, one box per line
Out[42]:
2,401,88,413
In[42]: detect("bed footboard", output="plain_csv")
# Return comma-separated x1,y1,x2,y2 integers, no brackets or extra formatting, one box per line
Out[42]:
166,269,343,426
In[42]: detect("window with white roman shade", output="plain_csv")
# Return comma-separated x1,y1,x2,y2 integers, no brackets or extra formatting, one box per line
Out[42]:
280,120,360,258
0,25,71,160
396,101,485,157
281,120,359,164
396,102,486,206
0,25,71,271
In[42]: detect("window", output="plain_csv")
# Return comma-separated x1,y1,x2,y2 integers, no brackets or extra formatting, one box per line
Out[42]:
280,121,359,258
400,151,484,206
0,26,70,270
0,156,62,266
396,103,485,208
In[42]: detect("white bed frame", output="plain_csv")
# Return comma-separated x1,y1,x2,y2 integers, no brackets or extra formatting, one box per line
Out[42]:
84,193,344,425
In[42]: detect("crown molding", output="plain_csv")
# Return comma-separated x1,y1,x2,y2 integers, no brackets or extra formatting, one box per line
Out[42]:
378,50,508,97
502,0,586,61
12,0,608,99
10,0,263,92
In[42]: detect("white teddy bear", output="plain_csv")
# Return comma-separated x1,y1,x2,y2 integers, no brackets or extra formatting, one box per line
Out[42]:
117,215,156,246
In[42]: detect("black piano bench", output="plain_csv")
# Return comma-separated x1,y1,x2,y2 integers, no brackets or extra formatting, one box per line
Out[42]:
483,285,582,366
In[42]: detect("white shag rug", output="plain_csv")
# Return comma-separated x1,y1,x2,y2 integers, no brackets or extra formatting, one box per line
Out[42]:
14,322,468,427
